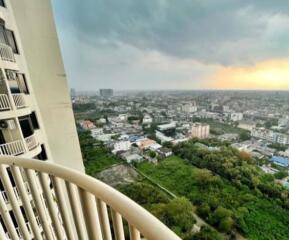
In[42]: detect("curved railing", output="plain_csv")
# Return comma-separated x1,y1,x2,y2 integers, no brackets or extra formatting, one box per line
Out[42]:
0,156,181,240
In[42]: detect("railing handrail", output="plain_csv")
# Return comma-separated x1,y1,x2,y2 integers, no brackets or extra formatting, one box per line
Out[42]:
0,156,181,240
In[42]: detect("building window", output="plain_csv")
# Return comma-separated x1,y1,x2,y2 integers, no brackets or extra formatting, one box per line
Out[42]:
5,29,18,54
0,0,5,8
0,24,19,54
30,112,39,129
17,73,29,94
5,70,30,94
5,69,20,93
19,116,34,138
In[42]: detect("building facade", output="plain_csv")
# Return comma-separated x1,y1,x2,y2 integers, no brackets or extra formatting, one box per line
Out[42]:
191,123,210,139
0,0,84,238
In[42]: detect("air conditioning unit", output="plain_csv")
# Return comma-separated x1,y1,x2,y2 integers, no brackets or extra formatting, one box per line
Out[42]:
6,120,16,130
0,120,16,130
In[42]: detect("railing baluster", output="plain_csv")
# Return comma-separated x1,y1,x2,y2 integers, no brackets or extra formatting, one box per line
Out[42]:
11,165,43,239
0,220,7,239
65,182,88,240
0,181,19,240
51,176,76,240
129,225,141,240
25,169,54,240
39,172,64,239
97,199,112,240
111,209,125,240
79,188,103,240
0,165,31,240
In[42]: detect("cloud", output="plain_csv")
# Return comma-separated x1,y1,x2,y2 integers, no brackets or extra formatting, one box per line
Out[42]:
52,0,289,90
53,0,289,66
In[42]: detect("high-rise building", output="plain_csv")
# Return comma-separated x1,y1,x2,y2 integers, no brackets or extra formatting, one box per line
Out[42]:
0,1,179,239
99,88,113,98
191,123,210,139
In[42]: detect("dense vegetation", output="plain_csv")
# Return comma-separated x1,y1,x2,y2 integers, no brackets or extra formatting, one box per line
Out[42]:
137,155,289,239
118,183,198,239
79,131,121,175
173,139,289,209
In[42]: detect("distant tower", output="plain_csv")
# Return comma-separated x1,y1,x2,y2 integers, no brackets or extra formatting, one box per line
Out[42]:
70,88,76,97
100,89,113,98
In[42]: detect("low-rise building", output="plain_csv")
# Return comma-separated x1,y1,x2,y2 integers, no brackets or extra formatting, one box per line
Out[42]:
157,148,173,158
136,138,157,150
230,112,243,122
271,156,289,167
113,141,131,153
91,128,104,138
238,121,256,131
80,120,95,129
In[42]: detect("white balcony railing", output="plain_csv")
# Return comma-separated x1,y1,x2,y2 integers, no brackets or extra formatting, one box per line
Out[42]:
0,140,26,156
0,94,11,111
12,93,26,109
25,134,38,151
0,43,15,62
0,157,181,240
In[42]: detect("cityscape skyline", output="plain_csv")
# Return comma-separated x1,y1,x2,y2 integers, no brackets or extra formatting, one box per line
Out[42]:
53,0,289,91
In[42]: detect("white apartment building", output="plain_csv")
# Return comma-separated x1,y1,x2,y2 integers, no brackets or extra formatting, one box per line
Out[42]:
90,128,104,138
182,102,197,113
230,112,243,122
252,128,289,145
142,114,153,124
191,123,210,139
278,116,289,127
113,141,131,153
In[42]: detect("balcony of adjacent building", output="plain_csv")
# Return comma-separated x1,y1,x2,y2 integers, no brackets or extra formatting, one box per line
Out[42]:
0,19,19,69
0,116,41,158
0,69,31,118
0,157,180,240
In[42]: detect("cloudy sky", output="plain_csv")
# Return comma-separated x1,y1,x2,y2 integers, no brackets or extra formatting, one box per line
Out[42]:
52,0,289,91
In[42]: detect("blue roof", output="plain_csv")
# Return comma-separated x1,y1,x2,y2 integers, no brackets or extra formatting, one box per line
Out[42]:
271,156,289,167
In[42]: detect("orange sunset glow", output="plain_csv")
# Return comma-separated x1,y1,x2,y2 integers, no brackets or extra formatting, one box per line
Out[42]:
209,58,289,90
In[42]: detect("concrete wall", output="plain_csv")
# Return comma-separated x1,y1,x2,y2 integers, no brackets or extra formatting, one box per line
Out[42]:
10,0,84,171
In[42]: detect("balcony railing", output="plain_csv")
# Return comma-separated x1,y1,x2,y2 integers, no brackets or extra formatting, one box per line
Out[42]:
12,93,26,109
0,94,11,111
0,134,39,156
0,43,15,62
0,157,181,240
0,139,26,156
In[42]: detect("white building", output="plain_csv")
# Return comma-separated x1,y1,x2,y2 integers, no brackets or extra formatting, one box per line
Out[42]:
238,121,256,131
90,128,104,138
191,123,210,139
182,103,197,113
0,0,84,238
155,131,173,143
113,141,131,153
252,128,289,145
142,115,153,124
278,116,289,127
230,112,243,122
